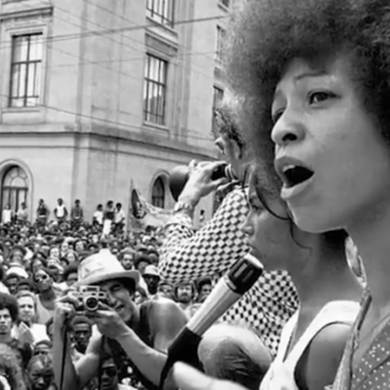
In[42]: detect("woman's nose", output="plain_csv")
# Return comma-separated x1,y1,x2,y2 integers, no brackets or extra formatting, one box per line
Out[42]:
241,216,254,236
271,110,304,147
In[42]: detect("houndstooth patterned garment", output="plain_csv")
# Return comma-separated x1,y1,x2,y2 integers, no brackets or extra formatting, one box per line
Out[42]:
159,185,299,356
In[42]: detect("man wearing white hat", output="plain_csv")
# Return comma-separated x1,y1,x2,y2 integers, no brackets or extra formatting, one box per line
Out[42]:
52,251,188,390
143,265,160,296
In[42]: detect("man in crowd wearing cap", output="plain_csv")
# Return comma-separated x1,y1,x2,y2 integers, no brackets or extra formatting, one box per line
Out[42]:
4,273,19,295
53,251,188,390
142,266,160,297
6,245,29,282
157,281,173,301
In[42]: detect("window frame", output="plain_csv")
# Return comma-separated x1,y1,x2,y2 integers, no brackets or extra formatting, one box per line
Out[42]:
151,176,166,209
212,86,224,133
215,26,226,63
143,54,168,126
9,32,44,109
146,0,175,27
1,165,28,218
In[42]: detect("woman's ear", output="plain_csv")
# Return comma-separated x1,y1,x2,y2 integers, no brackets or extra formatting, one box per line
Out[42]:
231,140,242,160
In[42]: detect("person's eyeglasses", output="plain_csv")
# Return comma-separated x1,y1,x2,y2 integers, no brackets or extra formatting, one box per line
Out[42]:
102,367,117,377
33,350,49,356
34,274,48,283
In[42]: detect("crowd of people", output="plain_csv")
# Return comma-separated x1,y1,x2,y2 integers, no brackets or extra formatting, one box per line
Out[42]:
0,211,215,390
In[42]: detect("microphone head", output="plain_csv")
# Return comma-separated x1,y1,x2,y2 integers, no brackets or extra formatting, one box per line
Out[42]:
226,254,264,294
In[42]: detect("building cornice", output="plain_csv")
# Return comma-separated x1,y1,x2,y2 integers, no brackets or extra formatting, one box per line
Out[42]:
0,4,53,21
0,123,218,160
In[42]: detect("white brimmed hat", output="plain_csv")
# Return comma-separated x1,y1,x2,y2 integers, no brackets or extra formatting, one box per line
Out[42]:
143,265,160,278
75,250,140,287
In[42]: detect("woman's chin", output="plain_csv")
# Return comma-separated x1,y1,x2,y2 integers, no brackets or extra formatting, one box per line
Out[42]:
290,208,341,235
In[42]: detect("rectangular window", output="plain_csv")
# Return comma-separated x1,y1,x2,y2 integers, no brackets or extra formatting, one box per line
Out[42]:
212,86,224,133
219,0,230,8
146,0,175,27
9,33,43,108
143,54,168,126
215,26,226,62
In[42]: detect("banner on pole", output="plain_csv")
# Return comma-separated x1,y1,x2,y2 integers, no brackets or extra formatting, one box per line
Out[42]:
127,179,172,232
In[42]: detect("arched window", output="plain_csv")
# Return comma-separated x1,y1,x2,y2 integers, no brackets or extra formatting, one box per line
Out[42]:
151,177,165,209
1,166,28,216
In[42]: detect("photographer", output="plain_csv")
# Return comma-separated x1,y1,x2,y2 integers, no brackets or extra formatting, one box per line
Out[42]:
52,251,188,390
159,98,298,355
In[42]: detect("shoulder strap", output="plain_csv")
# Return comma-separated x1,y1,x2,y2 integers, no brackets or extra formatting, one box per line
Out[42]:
286,301,359,368
274,311,299,363
97,336,105,390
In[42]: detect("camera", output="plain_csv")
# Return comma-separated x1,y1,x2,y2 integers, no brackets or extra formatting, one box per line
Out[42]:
168,162,235,201
73,286,108,312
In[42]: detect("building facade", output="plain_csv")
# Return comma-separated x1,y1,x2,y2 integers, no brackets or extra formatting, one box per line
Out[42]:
0,0,233,224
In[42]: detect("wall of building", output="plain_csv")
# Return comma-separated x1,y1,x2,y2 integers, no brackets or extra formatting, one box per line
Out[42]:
0,0,230,224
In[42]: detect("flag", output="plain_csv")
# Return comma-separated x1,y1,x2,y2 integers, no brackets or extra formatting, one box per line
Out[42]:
127,179,172,232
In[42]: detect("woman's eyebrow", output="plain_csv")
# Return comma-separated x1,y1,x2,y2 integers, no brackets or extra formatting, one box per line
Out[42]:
273,69,328,100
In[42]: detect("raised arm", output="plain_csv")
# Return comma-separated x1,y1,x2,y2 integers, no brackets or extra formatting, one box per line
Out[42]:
53,299,100,390
145,297,188,353
159,188,250,283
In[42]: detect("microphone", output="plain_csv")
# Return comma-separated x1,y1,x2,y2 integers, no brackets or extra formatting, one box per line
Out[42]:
158,254,264,389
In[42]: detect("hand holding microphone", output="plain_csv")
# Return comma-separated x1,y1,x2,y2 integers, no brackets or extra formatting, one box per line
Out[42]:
158,254,264,389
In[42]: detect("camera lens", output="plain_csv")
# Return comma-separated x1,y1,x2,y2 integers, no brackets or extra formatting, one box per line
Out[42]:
84,296,99,311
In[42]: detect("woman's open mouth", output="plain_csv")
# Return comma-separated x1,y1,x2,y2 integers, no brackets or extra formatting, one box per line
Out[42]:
275,157,315,200
280,165,314,188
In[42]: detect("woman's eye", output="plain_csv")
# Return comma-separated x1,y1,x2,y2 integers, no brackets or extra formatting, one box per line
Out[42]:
308,91,335,105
